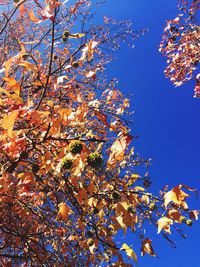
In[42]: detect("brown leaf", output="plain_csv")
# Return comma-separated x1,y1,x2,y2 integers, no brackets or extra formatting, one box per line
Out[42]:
141,239,156,257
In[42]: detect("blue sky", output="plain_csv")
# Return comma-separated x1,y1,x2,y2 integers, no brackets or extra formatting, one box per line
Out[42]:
98,1,200,266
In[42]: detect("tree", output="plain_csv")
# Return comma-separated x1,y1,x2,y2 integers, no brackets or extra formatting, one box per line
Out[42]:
0,0,198,266
160,0,200,98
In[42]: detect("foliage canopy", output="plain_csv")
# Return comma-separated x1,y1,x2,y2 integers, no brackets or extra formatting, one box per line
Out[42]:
0,0,199,266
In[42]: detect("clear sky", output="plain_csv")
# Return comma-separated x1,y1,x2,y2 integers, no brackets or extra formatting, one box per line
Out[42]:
98,1,200,266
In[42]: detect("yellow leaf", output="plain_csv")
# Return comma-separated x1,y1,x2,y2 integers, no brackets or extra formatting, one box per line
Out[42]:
87,239,95,254
19,61,36,71
164,185,189,209
3,77,17,87
131,173,141,179
0,87,11,98
134,186,145,191
2,110,18,137
0,87,23,103
69,33,85,39
116,215,127,234
3,77,21,96
121,243,138,266
157,216,173,234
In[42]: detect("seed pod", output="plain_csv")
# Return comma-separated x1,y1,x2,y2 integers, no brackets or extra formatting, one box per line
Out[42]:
63,30,70,38
87,152,103,168
72,62,79,68
69,141,83,154
180,216,186,223
186,219,193,226
61,158,73,170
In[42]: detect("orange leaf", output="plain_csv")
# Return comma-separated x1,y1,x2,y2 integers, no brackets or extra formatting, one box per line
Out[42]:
28,10,41,23
108,135,132,166
19,61,36,71
58,202,70,220
94,110,110,128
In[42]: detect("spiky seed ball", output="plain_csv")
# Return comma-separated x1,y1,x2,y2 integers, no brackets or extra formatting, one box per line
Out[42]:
87,152,103,168
22,54,29,60
186,219,193,226
180,216,186,223
32,164,39,173
149,203,157,210
63,30,70,38
88,239,94,247
72,61,79,68
127,206,135,214
87,231,94,238
112,192,120,200
93,207,99,214
20,151,28,159
61,158,73,170
69,141,83,154
143,178,151,188
62,37,68,43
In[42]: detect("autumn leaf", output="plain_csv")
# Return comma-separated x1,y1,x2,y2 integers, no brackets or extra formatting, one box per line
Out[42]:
40,0,62,21
157,216,173,234
167,209,182,223
141,239,156,257
2,110,18,137
94,110,110,128
80,40,99,62
19,61,36,71
3,77,21,96
58,202,71,221
69,33,85,39
28,10,42,23
116,215,127,234
121,243,138,266
108,135,132,166
189,210,199,220
164,185,189,209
